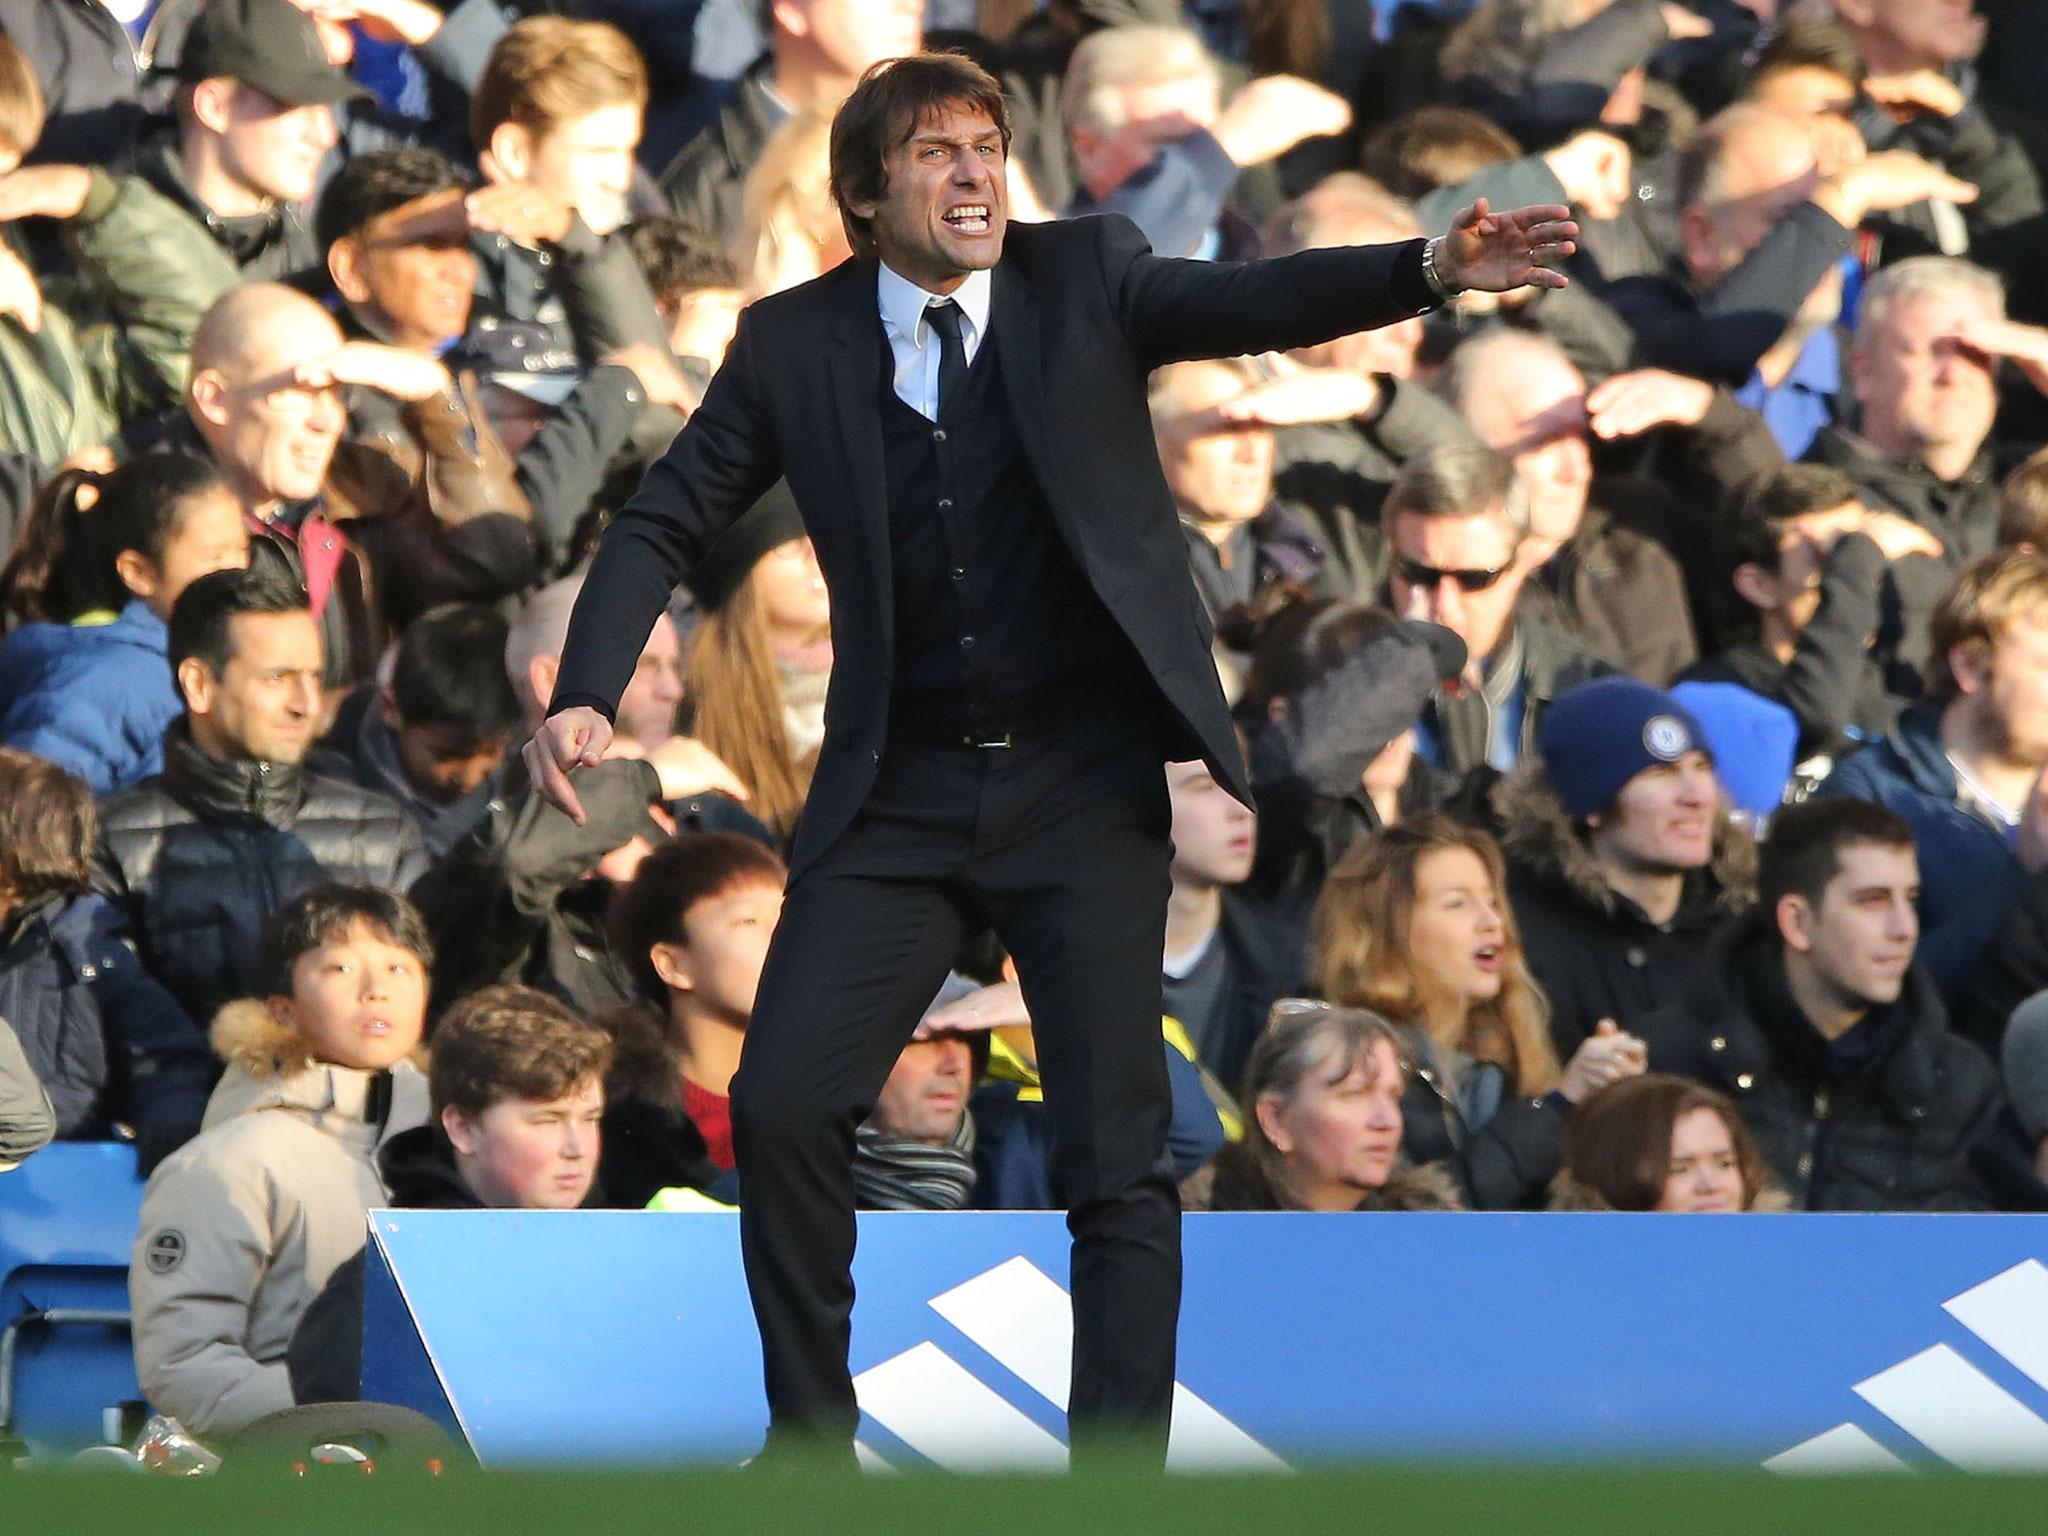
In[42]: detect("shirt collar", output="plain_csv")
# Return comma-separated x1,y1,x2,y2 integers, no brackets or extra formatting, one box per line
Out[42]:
876,262,992,351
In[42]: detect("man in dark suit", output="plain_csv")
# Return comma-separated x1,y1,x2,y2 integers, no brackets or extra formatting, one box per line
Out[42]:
525,52,1576,1462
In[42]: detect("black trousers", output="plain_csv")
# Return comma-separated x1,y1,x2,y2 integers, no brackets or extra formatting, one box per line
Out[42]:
728,714,1179,1461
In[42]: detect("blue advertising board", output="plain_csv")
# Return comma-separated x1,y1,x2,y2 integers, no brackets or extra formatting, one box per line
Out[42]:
360,1210,2048,1472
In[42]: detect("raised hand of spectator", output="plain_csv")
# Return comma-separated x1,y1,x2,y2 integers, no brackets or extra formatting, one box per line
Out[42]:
465,180,575,247
524,707,613,826
1812,150,1978,228
916,979,1030,1040
602,342,700,414
1864,69,1967,122
0,245,43,333
315,0,445,47
1585,368,1714,438
1436,199,1578,294
1212,75,1353,168
1855,510,1946,563
1658,3,1713,39
1558,1018,1648,1104
294,340,453,403
1211,354,1383,428
643,735,752,804
0,164,93,223
1542,130,1633,223
1954,316,2048,396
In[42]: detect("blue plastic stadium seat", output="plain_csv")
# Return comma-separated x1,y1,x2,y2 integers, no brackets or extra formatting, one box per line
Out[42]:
0,1142,146,1462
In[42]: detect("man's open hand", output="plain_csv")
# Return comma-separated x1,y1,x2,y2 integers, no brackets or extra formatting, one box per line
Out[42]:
1437,199,1579,294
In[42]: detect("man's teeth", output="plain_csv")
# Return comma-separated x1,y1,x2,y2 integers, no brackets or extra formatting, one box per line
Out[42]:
946,206,989,226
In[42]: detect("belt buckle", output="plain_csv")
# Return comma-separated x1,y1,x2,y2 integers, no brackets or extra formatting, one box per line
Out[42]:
967,729,1014,750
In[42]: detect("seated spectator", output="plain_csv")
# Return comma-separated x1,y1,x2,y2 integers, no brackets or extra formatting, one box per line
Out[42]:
129,885,433,1438
1162,758,1305,1091
1678,462,1942,768
660,0,922,243
1060,24,1348,259
1313,811,1646,1208
0,1017,55,1170
679,490,829,846
1668,680,1801,826
624,216,746,376
0,34,242,478
1149,359,1333,662
1819,548,2048,1008
2002,993,2048,1189
1999,447,2048,550
141,0,366,284
288,983,611,1405
1496,677,1755,1053
1551,1072,1782,1210
92,568,425,1033
507,572,690,755
312,603,521,859
1381,441,1612,776
1808,257,2048,572
1190,1000,1462,1212
606,832,788,1174
1359,107,1520,202
1438,330,1703,683
732,110,850,298
0,450,249,796
1641,796,2001,1209
855,984,985,1211
0,748,213,1156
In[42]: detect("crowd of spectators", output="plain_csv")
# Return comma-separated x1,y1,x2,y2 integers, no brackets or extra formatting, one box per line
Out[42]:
0,0,2046,1450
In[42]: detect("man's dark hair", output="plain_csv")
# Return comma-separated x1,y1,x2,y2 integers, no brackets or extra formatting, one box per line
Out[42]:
608,832,787,1004
624,216,741,301
431,983,614,1120
168,565,309,679
261,883,437,995
829,52,1011,264
1724,462,1861,576
315,145,468,254
1759,797,1915,913
392,603,523,738
1752,16,1867,89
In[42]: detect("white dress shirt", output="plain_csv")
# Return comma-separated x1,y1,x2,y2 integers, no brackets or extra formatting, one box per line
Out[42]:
875,262,991,422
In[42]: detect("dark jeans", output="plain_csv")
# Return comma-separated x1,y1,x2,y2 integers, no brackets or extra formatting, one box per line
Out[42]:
729,716,1180,1462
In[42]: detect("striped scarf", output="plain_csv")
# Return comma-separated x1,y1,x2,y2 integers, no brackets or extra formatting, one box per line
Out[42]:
852,1112,978,1211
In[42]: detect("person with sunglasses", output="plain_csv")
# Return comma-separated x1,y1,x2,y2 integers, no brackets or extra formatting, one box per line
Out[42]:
1381,441,1613,779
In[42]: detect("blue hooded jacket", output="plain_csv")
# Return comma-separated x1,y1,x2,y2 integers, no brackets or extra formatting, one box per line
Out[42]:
0,600,180,796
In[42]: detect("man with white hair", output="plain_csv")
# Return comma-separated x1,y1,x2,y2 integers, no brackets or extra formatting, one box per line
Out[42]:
1060,23,1350,258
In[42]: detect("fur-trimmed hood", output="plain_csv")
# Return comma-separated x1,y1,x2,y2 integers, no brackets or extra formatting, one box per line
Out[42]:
1186,1148,1468,1212
1492,761,1758,921
201,999,429,1144
1545,1168,1793,1213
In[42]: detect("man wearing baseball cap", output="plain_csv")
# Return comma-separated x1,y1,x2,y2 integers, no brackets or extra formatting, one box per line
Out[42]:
1494,676,1759,1057
140,0,369,284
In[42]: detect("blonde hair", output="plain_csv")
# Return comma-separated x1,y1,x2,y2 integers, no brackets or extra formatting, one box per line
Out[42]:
471,17,647,151
0,33,46,160
681,568,815,841
734,110,843,299
1929,547,2048,700
1311,813,1560,1095
1060,24,1214,136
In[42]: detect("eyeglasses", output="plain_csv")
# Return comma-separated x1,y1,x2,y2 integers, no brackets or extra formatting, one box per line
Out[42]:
1392,553,1514,593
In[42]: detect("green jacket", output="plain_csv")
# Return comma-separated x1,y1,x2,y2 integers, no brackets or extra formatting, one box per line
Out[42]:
0,169,241,466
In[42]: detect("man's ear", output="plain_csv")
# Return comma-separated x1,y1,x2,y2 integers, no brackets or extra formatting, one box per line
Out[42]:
768,0,808,39
188,368,233,429
1676,203,1716,283
1732,560,1779,612
442,1103,480,1157
1948,637,1992,698
487,121,534,185
328,235,373,308
377,685,403,729
1777,892,1816,955
176,656,216,716
190,76,239,136
527,653,560,717
650,940,695,994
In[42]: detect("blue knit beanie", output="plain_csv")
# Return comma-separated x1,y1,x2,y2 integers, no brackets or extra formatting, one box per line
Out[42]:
1670,681,1797,818
1537,677,1707,818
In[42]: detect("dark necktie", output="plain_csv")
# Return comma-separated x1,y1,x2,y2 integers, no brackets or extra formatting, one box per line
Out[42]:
925,298,966,421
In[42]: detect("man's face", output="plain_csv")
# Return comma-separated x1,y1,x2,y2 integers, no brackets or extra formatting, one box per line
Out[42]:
1154,364,1275,532
444,1076,605,1210
184,609,325,763
871,1033,972,1144
340,190,477,352
663,879,785,1025
274,917,429,1073
1846,0,1986,69
216,83,339,206
1969,614,2048,766
1460,354,1593,547
1853,287,2002,470
195,304,349,510
615,614,685,750
782,0,922,80
1589,750,1719,875
852,102,1007,292
387,710,507,805
1385,509,1526,666
524,104,643,237
1072,69,1218,199
1680,119,1821,290
1788,842,1921,1008
1167,759,1255,889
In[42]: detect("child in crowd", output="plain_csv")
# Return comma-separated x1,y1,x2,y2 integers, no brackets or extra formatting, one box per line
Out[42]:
1551,1073,1783,1212
129,886,433,1440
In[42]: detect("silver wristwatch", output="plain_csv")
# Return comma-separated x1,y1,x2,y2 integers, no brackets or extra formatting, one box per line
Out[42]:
1421,236,1466,304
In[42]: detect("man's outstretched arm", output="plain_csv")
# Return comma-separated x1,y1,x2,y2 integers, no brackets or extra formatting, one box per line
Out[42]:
1114,198,1577,371
526,311,782,822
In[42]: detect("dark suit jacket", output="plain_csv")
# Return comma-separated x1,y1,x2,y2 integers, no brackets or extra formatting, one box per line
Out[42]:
553,213,1436,877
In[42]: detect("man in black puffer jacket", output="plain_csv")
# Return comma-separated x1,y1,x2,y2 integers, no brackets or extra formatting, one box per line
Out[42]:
92,569,425,1043
1640,797,2003,1211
